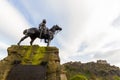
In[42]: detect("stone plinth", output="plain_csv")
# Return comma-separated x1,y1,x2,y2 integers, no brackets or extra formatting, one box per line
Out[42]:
0,45,60,80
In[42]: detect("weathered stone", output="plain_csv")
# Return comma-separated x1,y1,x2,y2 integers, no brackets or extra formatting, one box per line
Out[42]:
0,45,61,80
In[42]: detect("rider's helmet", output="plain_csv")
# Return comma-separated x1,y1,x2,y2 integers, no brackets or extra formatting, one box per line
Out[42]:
42,19,46,24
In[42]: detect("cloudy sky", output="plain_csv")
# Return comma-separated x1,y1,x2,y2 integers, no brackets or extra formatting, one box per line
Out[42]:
1,0,120,67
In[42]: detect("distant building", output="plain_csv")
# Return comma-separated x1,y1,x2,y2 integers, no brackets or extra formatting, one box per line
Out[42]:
67,61,81,64
97,60,108,64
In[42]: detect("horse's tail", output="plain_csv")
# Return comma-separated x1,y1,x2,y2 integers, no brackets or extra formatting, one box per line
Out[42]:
23,29,27,35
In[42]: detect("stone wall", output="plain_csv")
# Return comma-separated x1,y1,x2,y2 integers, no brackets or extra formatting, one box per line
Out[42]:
0,45,61,80
97,60,108,64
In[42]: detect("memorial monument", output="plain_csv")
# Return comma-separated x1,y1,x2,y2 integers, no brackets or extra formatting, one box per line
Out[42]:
0,20,62,80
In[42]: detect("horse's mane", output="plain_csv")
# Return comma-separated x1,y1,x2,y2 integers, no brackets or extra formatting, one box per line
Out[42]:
49,25,57,31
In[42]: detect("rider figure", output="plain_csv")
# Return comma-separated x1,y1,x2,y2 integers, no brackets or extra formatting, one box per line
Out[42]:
39,19,47,38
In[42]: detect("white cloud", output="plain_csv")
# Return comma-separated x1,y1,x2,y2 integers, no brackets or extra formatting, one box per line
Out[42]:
56,0,120,66
0,0,30,59
0,41,9,59
0,0,30,42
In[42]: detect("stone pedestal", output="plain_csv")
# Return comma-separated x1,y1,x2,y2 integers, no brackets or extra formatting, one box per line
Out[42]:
0,45,60,80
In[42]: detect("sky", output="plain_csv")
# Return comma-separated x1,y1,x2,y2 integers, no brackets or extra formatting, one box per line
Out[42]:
1,0,120,67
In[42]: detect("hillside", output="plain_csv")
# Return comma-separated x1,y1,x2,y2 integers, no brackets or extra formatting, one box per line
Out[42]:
63,60,120,80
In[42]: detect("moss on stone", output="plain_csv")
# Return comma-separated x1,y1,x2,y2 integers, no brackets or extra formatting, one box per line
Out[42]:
6,45,47,65
31,47,46,65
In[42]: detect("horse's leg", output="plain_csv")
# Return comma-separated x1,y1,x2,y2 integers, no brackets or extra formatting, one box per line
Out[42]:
47,40,51,47
17,35,29,45
30,37,36,45
44,39,48,43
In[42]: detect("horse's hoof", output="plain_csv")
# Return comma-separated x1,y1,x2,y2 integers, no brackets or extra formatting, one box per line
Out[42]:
30,43,32,46
17,43,20,46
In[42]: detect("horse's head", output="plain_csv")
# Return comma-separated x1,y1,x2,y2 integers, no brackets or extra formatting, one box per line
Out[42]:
52,25,62,31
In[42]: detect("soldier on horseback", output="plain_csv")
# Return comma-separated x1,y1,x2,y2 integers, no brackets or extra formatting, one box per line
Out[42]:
17,24,62,46
39,19,48,38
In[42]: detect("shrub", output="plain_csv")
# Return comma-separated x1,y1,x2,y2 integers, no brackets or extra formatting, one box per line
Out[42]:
114,76,120,80
70,74,88,80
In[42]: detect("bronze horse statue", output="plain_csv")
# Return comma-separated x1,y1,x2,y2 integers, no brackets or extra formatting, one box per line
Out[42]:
17,25,62,46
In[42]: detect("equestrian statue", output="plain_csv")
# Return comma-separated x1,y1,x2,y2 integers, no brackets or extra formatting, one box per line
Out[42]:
17,19,62,46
